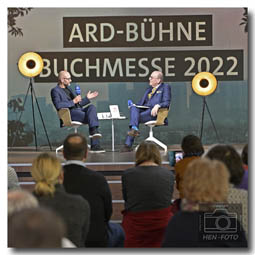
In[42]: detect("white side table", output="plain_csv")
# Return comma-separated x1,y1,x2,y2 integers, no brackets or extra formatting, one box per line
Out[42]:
97,112,126,151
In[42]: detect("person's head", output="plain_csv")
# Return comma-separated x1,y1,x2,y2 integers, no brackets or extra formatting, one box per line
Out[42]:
135,141,162,166
149,70,163,87
8,207,66,248
8,166,21,190
183,158,230,203
31,153,63,196
8,189,38,216
206,145,244,186
181,134,204,156
58,70,72,87
241,144,248,166
63,133,88,161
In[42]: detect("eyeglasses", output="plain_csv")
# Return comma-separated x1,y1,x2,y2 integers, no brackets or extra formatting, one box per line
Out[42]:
150,76,158,79
64,77,71,80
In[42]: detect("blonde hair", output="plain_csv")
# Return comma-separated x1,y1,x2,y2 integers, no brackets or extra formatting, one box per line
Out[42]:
31,153,62,196
183,158,229,203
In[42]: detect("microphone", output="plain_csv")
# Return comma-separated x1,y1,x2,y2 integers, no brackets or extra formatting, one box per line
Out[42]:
75,85,81,96
74,85,82,107
128,99,134,109
128,100,133,107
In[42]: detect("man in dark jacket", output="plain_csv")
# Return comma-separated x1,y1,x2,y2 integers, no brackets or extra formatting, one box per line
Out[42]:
121,70,171,152
62,133,125,247
51,70,104,153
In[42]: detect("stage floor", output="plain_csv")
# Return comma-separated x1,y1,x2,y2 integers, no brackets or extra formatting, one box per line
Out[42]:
8,145,177,165
8,143,245,165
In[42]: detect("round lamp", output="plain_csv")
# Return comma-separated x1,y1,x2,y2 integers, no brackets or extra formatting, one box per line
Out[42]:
18,52,43,78
192,72,217,96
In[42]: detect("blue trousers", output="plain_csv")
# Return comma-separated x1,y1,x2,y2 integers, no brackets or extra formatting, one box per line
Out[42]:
125,106,156,147
70,104,99,129
107,222,125,247
70,104,100,146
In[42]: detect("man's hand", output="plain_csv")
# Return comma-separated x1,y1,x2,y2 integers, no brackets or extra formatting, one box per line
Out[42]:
87,90,99,99
73,95,82,104
151,104,160,116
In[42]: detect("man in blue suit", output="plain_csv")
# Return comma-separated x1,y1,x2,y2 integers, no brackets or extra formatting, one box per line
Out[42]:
51,70,105,153
121,71,171,152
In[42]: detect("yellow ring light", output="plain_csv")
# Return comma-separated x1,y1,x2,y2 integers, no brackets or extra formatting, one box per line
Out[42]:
18,52,44,77
192,72,217,96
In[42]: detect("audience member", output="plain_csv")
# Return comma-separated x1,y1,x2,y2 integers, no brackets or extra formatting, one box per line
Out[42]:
8,189,38,216
8,166,20,190
238,144,248,190
62,133,125,247
31,152,90,247
8,189,75,248
206,144,248,237
162,158,247,247
8,207,66,248
174,134,204,198
121,141,175,247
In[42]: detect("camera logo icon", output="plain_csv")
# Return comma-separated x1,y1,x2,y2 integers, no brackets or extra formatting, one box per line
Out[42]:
203,209,237,234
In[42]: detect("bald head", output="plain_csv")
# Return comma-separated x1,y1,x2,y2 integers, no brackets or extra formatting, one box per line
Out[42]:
58,70,72,87
63,133,88,161
58,70,67,81
149,71,163,87
152,71,163,81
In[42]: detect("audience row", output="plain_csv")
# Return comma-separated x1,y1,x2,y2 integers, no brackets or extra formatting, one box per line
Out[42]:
8,134,248,248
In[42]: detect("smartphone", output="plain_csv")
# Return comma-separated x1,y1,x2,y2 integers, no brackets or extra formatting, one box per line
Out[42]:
168,151,183,166
175,151,183,164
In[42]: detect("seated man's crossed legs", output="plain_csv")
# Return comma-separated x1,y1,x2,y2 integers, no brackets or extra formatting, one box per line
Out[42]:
121,107,156,152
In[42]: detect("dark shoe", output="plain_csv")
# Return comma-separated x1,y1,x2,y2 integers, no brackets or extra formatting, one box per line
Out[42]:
90,144,105,153
120,145,133,153
127,129,140,137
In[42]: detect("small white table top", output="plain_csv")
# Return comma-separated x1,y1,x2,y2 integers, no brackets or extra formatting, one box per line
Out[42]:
97,112,126,120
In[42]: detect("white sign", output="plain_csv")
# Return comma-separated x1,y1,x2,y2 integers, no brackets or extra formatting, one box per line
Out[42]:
109,105,121,118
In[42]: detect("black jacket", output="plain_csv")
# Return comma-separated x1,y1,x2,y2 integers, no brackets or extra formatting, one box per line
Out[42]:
63,163,113,247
